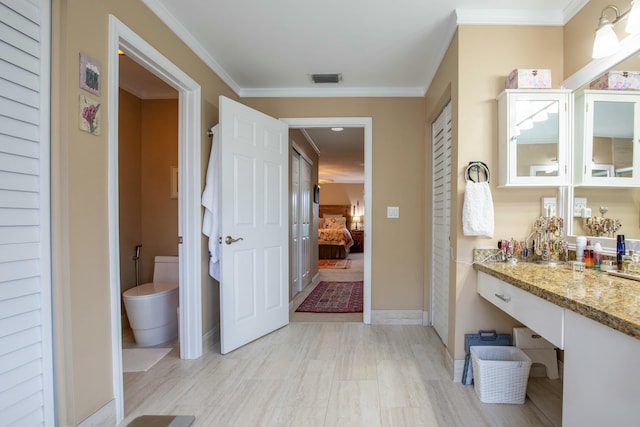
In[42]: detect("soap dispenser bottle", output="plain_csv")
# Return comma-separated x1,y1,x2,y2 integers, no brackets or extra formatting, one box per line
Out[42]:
593,242,602,271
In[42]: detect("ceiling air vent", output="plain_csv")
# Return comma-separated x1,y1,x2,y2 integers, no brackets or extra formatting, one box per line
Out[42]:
311,73,342,84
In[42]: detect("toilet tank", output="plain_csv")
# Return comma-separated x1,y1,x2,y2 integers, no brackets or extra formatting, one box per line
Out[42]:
153,256,179,283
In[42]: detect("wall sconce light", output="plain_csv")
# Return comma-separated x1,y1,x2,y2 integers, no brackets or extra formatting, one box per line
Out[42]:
592,1,640,58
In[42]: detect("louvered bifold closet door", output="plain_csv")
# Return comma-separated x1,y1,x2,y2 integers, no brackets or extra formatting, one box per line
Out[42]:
0,0,54,426
431,102,451,345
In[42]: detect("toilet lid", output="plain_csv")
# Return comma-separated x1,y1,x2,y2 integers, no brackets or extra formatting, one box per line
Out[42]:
123,282,178,297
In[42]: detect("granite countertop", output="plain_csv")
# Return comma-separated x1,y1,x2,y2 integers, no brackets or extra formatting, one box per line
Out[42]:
474,260,640,340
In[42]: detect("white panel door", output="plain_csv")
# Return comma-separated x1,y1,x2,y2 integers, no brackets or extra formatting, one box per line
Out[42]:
300,158,311,287
431,102,452,345
219,96,289,354
0,0,54,425
291,153,300,294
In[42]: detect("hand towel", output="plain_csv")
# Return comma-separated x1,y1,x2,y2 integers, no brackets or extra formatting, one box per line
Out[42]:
462,181,494,238
202,125,221,280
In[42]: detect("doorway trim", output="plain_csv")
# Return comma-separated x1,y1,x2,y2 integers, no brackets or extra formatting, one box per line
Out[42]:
281,117,372,324
107,16,202,423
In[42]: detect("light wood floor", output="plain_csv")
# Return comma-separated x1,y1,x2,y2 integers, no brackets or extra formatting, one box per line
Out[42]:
121,324,555,426
120,252,559,426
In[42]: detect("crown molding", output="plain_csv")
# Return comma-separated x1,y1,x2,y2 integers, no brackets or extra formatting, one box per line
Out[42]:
239,86,425,98
456,0,588,26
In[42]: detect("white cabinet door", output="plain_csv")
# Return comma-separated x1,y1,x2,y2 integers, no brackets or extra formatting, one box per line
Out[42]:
497,89,571,187
574,90,640,187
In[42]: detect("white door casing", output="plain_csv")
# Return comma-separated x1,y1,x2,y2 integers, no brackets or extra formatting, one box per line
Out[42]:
107,16,202,424
219,96,289,354
282,117,372,324
431,101,452,345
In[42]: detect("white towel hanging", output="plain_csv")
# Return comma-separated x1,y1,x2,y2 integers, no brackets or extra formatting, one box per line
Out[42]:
462,180,494,238
202,125,221,280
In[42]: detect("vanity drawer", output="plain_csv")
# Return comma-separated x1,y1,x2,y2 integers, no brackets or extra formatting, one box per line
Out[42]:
478,271,564,349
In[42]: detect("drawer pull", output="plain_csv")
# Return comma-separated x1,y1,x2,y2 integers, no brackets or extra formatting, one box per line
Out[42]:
494,293,511,303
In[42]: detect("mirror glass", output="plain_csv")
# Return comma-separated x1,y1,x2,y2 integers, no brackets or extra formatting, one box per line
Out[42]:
591,97,634,178
571,54,640,240
515,99,560,177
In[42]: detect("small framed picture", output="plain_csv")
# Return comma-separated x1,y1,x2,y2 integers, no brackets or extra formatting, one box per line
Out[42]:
313,184,320,204
79,52,101,96
79,95,100,135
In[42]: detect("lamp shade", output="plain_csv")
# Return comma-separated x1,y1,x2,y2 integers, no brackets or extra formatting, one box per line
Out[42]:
626,0,640,33
592,21,620,58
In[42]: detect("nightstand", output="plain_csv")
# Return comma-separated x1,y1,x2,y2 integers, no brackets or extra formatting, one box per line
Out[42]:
351,229,364,252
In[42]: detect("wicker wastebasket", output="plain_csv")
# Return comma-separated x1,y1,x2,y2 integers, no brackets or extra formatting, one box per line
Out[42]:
470,345,532,404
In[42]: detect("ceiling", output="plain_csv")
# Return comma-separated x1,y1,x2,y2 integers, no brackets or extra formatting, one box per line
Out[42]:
123,0,588,183
142,0,586,97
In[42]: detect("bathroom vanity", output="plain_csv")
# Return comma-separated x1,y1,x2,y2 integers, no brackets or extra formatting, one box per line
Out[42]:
474,261,640,427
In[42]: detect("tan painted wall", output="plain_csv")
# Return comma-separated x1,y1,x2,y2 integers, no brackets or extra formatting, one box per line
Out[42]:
246,98,427,311
319,183,365,224
51,0,236,423
140,99,179,281
445,25,565,360
118,94,179,293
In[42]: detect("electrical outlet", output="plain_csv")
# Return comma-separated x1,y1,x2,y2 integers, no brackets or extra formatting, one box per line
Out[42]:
387,206,399,218
574,197,587,217
541,197,557,217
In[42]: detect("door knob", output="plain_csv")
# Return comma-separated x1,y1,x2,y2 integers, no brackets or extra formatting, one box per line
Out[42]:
225,235,244,245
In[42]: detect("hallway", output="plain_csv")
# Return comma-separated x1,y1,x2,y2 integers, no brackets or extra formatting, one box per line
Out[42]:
290,252,364,323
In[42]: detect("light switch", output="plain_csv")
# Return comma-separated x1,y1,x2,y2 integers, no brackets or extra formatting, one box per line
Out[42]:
387,206,399,218
541,197,557,217
573,197,587,218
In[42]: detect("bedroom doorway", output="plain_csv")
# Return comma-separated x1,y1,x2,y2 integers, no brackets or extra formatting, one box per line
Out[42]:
282,118,372,324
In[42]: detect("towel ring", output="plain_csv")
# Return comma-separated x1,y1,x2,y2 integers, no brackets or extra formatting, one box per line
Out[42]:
465,161,490,183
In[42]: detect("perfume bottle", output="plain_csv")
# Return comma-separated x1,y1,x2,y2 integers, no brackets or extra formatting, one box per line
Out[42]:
616,235,626,271
584,240,594,268
628,251,640,275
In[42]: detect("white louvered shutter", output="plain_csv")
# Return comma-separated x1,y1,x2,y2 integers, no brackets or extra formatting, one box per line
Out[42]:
0,0,54,425
431,102,451,345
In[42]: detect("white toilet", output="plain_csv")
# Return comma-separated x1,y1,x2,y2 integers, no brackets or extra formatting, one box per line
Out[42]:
123,256,179,347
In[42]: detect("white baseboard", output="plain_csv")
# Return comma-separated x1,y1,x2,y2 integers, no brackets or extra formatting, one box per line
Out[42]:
452,359,465,383
422,310,429,326
371,310,422,325
77,399,116,427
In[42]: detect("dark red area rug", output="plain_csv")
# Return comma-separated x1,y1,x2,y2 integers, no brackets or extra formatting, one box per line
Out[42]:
295,281,363,313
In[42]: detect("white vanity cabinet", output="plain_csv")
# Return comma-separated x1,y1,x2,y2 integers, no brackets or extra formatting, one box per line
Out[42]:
477,272,564,348
497,89,571,187
574,90,640,187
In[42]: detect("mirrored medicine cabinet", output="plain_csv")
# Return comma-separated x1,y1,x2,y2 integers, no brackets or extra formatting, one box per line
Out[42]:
497,89,571,187
499,33,640,251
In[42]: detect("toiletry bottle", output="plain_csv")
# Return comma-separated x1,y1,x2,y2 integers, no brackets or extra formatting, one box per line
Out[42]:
593,242,602,271
584,240,594,268
617,234,626,271
622,249,634,273
576,235,586,263
628,251,640,275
